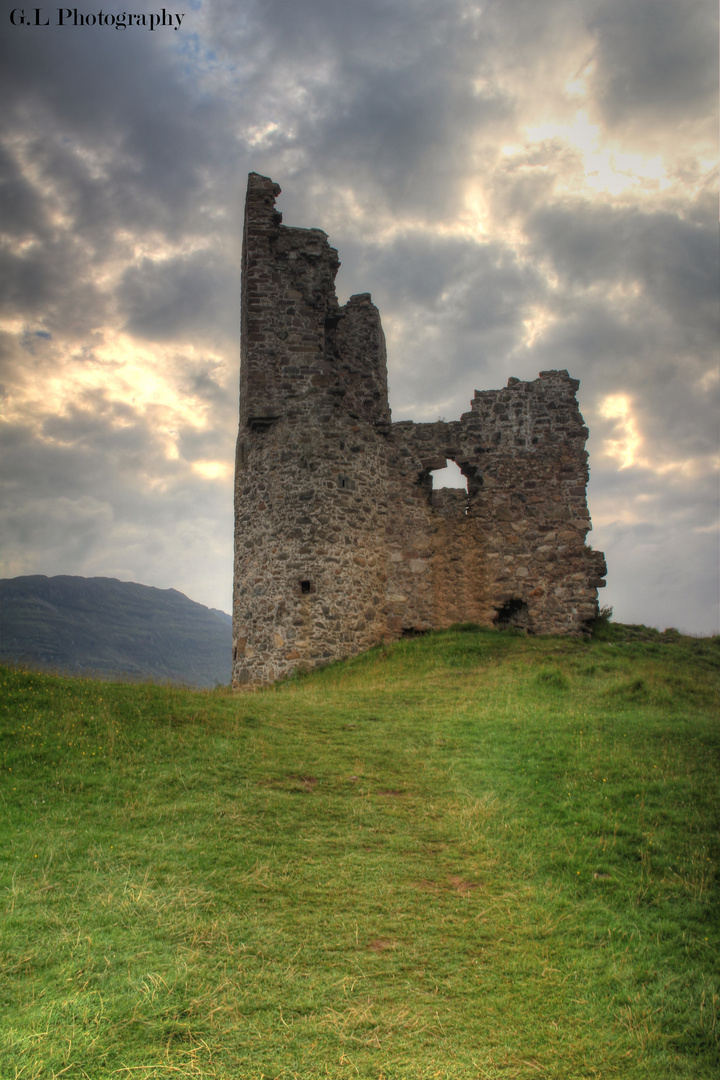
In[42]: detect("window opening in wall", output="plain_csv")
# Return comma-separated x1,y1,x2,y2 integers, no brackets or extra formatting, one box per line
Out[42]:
248,415,279,432
235,439,248,470
300,580,312,594
429,459,470,515
431,459,468,491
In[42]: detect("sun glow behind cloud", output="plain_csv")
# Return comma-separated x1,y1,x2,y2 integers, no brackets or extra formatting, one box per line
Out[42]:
599,393,642,468
3,330,228,475
597,394,718,481
520,305,556,349
520,111,672,198
192,460,233,480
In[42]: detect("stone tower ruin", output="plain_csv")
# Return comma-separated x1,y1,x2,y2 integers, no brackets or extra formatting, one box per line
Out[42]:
232,173,607,687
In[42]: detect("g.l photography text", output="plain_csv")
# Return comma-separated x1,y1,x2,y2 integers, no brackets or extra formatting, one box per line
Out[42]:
10,8,185,29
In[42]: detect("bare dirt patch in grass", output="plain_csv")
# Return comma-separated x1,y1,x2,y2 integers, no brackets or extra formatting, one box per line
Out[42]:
366,938,397,952
447,875,483,894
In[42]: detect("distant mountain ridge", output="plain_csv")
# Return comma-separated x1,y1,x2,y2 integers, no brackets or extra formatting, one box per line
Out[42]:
0,575,232,687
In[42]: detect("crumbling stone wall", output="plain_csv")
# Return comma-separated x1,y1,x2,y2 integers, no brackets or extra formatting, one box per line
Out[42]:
384,371,607,637
233,174,606,687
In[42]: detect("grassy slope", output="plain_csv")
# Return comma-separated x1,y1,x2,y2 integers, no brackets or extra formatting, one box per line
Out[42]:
0,626,718,1079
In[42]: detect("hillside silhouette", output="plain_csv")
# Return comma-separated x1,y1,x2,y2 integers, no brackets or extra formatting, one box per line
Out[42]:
0,575,231,687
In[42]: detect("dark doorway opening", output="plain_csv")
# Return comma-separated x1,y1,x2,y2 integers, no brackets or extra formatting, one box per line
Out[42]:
494,598,530,630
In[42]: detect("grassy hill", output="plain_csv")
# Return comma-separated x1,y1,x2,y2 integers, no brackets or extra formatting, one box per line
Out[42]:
1,624,718,1078
0,575,232,687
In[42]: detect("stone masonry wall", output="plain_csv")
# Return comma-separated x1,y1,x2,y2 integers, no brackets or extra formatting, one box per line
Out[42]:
233,174,390,686
384,372,607,637
233,174,606,687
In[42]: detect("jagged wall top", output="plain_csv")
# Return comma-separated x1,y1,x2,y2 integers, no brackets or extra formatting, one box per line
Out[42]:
240,173,389,432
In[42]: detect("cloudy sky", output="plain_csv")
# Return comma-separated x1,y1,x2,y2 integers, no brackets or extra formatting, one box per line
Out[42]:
1,0,718,633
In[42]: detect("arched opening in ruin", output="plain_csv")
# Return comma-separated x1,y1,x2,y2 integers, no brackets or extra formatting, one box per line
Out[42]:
428,459,470,516
431,459,468,491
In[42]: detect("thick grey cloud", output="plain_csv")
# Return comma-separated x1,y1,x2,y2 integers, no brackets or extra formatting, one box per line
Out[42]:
0,143,47,237
0,12,241,342
118,252,240,342
2,21,225,222
588,0,719,131
0,0,717,630
527,204,718,325
0,412,234,605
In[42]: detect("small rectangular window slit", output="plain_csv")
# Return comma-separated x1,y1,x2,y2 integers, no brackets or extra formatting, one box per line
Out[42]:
300,580,312,594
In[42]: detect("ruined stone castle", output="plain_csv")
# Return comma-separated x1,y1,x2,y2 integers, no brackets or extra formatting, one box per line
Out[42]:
232,173,607,687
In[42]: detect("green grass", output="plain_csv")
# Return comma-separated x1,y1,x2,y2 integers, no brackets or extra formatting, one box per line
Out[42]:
1,626,718,1079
